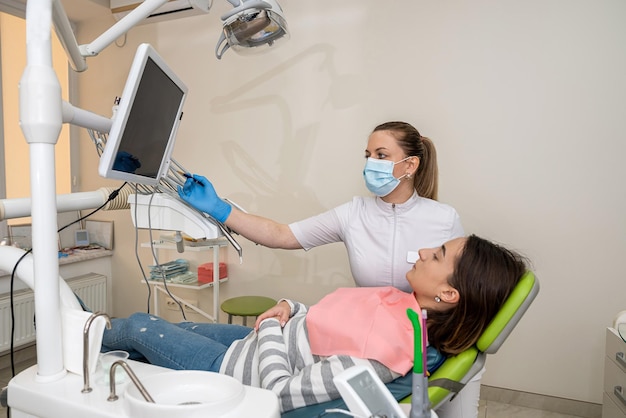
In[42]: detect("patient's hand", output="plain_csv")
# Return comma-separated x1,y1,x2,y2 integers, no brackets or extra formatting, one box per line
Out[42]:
255,301,290,331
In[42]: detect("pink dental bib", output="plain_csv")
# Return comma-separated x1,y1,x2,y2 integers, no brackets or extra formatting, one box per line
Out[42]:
306,287,420,374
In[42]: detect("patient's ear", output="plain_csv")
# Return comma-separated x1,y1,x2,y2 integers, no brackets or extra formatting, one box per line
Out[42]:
440,287,459,305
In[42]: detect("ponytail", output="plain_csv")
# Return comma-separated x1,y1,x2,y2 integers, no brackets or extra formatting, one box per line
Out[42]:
414,137,438,201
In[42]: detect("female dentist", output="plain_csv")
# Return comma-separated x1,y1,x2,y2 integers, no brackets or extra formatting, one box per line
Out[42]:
178,121,464,292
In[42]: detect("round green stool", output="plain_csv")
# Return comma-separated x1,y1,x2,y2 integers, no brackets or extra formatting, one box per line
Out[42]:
220,296,277,326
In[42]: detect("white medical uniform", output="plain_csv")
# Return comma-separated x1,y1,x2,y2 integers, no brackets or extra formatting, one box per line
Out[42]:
289,192,464,292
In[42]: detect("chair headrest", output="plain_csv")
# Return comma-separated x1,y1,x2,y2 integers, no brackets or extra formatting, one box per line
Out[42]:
476,271,539,354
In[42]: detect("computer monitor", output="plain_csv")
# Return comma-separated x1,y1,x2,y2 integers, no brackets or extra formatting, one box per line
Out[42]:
98,43,188,186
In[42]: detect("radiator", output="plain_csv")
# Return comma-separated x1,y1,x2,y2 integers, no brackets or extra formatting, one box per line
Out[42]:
0,273,107,353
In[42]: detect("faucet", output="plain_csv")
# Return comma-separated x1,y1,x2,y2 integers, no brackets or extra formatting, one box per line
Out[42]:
107,360,155,403
81,311,112,394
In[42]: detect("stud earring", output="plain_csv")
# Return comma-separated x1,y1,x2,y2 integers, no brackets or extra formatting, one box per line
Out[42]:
406,173,412,180
434,296,441,303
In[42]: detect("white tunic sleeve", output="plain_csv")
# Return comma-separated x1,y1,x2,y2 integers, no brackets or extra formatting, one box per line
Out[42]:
288,202,351,250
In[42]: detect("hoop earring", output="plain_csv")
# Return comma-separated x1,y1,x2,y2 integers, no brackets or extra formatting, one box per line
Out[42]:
434,296,441,303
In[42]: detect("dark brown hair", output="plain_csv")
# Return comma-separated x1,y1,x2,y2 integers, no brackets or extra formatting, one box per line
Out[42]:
426,235,527,355
372,121,439,200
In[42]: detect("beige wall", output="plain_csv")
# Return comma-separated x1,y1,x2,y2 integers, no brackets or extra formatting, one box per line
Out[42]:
73,0,626,405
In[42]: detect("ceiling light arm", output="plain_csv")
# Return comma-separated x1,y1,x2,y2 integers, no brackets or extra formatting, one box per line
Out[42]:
52,0,170,72
51,0,85,71
79,0,169,57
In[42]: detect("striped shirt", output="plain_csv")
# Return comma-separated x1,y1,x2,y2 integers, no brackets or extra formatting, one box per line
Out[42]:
218,300,401,412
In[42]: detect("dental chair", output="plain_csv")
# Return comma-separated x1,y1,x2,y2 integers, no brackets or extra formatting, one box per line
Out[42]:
402,270,540,413
281,270,540,418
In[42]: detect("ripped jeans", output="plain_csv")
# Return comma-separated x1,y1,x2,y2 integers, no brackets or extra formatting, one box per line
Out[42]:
101,312,252,372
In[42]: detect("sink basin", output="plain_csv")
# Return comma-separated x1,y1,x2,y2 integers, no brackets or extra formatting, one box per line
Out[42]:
124,370,245,418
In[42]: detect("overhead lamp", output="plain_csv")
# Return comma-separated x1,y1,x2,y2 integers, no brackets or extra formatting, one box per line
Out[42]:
216,0,290,59
53,0,288,72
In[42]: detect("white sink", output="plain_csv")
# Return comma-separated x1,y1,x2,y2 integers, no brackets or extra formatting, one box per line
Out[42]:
124,370,245,418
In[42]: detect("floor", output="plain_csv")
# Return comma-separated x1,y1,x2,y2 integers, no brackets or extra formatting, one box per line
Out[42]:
0,352,588,418
477,400,585,418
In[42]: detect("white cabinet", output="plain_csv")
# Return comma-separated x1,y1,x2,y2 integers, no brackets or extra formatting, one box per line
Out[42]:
141,239,228,323
603,327,626,418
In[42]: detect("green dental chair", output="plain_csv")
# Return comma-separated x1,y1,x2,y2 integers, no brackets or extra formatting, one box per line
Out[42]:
401,270,540,410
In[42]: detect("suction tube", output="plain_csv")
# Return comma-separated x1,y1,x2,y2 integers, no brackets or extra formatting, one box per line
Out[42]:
0,187,132,221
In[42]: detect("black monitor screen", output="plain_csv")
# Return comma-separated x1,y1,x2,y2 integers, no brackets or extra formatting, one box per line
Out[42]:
99,43,187,186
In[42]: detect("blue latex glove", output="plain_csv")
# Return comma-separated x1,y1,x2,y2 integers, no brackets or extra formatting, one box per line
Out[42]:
177,174,232,223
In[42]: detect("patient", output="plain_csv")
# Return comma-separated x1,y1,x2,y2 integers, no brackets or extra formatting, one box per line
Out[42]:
101,234,527,412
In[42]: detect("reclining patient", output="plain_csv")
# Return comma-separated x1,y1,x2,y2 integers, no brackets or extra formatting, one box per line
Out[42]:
102,234,527,413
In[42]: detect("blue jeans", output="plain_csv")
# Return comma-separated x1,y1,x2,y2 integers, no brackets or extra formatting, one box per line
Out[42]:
101,312,252,372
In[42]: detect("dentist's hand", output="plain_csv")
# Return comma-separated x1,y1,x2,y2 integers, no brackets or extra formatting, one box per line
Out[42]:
177,175,232,223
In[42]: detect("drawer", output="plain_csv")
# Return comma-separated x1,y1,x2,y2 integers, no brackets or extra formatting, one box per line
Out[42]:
605,328,626,418
607,328,626,370
605,355,626,416
604,392,626,418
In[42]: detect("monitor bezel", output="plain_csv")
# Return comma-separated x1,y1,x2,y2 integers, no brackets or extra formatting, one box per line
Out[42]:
98,43,188,186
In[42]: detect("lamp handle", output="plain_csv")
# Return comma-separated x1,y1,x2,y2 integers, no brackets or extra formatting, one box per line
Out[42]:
215,32,230,60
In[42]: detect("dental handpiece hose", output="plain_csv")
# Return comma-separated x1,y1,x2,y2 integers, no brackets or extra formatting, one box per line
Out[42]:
407,308,430,418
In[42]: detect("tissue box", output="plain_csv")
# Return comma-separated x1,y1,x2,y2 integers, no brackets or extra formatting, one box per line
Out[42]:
198,262,227,283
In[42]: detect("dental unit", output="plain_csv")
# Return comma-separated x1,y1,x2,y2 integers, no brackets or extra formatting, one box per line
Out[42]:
0,0,435,415
0,0,287,416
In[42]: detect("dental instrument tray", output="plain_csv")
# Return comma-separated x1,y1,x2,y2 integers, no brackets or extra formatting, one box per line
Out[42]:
149,259,197,283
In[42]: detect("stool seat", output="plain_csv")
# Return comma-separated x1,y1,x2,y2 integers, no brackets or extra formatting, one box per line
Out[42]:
221,296,277,326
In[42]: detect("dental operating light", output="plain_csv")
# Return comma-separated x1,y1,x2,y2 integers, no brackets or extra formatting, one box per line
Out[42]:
53,0,288,72
216,0,289,59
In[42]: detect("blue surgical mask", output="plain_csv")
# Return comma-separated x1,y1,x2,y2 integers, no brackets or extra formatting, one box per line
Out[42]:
363,157,411,197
